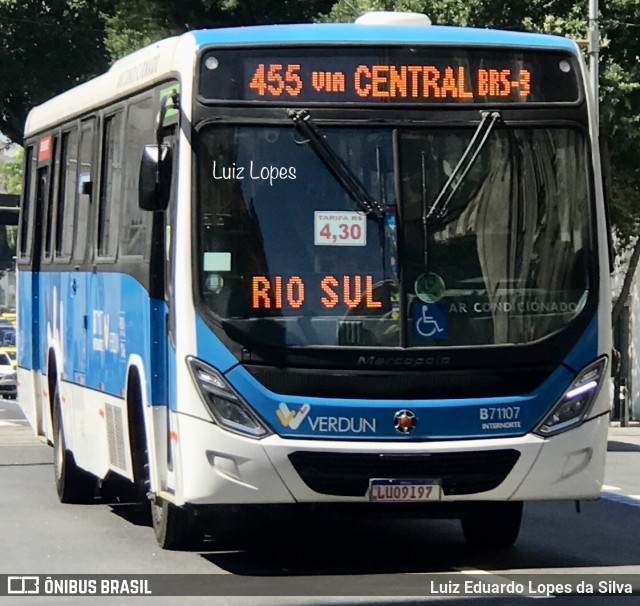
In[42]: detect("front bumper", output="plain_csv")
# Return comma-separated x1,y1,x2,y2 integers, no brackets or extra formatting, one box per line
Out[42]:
173,412,608,506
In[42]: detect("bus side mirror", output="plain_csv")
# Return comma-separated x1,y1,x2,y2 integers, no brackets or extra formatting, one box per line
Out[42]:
139,144,172,212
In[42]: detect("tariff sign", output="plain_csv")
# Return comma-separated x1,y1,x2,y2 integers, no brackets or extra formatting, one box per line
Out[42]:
314,211,367,246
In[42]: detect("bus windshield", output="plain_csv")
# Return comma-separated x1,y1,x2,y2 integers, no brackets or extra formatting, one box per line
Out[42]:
196,123,591,348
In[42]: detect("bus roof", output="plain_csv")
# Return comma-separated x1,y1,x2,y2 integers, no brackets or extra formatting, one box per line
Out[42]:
24,22,579,137
191,23,578,52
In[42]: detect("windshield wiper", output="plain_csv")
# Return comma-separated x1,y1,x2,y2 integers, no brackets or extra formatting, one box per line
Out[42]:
288,109,385,220
426,110,501,225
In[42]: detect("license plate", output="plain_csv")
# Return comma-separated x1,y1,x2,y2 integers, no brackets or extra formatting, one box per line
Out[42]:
368,479,442,502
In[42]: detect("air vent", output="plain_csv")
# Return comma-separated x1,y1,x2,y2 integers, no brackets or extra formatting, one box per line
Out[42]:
105,403,127,471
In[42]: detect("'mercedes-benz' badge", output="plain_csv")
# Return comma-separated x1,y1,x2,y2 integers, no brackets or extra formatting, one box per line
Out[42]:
393,409,417,434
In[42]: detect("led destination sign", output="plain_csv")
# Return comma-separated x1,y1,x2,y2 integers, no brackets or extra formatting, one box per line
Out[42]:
199,47,581,104
246,63,531,101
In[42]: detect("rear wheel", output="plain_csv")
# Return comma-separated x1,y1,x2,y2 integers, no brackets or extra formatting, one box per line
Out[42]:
461,501,523,548
52,383,96,503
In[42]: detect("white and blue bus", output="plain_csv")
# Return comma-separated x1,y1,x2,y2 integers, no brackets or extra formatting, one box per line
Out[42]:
18,11,611,549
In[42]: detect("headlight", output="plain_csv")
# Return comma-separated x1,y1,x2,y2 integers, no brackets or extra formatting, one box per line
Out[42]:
534,357,607,437
187,357,271,438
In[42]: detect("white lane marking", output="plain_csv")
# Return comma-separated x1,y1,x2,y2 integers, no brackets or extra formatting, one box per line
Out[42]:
0,420,18,427
602,491,640,507
602,484,622,491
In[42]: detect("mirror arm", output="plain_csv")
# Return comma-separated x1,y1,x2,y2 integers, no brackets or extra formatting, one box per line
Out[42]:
153,91,180,202
156,91,180,149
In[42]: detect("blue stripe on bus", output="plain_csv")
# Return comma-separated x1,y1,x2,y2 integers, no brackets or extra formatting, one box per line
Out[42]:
225,362,572,440
562,315,599,372
221,316,599,440
191,24,578,52
195,313,241,374
18,271,168,407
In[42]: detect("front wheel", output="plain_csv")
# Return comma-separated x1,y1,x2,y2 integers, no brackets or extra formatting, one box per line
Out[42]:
461,501,523,548
151,496,200,550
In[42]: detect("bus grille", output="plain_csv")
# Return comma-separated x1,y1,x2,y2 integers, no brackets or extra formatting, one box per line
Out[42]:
243,365,554,399
288,450,520,497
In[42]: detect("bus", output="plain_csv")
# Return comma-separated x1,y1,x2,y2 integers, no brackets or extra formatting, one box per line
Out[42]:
18,11,612,550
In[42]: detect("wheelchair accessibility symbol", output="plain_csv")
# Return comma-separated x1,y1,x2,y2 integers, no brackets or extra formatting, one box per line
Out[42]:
412,303,448,340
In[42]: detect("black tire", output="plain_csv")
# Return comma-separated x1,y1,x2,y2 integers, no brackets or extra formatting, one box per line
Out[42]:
125,373,200,550
52,383,96,504
151,496,200,550
131,382,199,550
127,379,152,506
461,501,523,548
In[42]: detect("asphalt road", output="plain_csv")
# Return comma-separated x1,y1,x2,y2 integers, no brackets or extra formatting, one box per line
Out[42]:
2,400,640,605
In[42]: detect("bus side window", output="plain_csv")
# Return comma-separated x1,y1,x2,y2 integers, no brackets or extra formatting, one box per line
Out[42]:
43,135,59,260
34,166,50,262
119,96,154,258
97,112,124,258
18,145,37,261
55,128,79,260
73,119,96,264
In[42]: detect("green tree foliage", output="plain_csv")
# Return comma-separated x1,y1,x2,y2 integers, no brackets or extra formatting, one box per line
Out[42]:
0,147,21,276
0,0,112,143
319,0,474,25
0,146,23,195
104,0,336,59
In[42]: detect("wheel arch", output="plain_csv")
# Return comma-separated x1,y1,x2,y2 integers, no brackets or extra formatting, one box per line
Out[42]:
125,355,158,491
46,343,63,442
